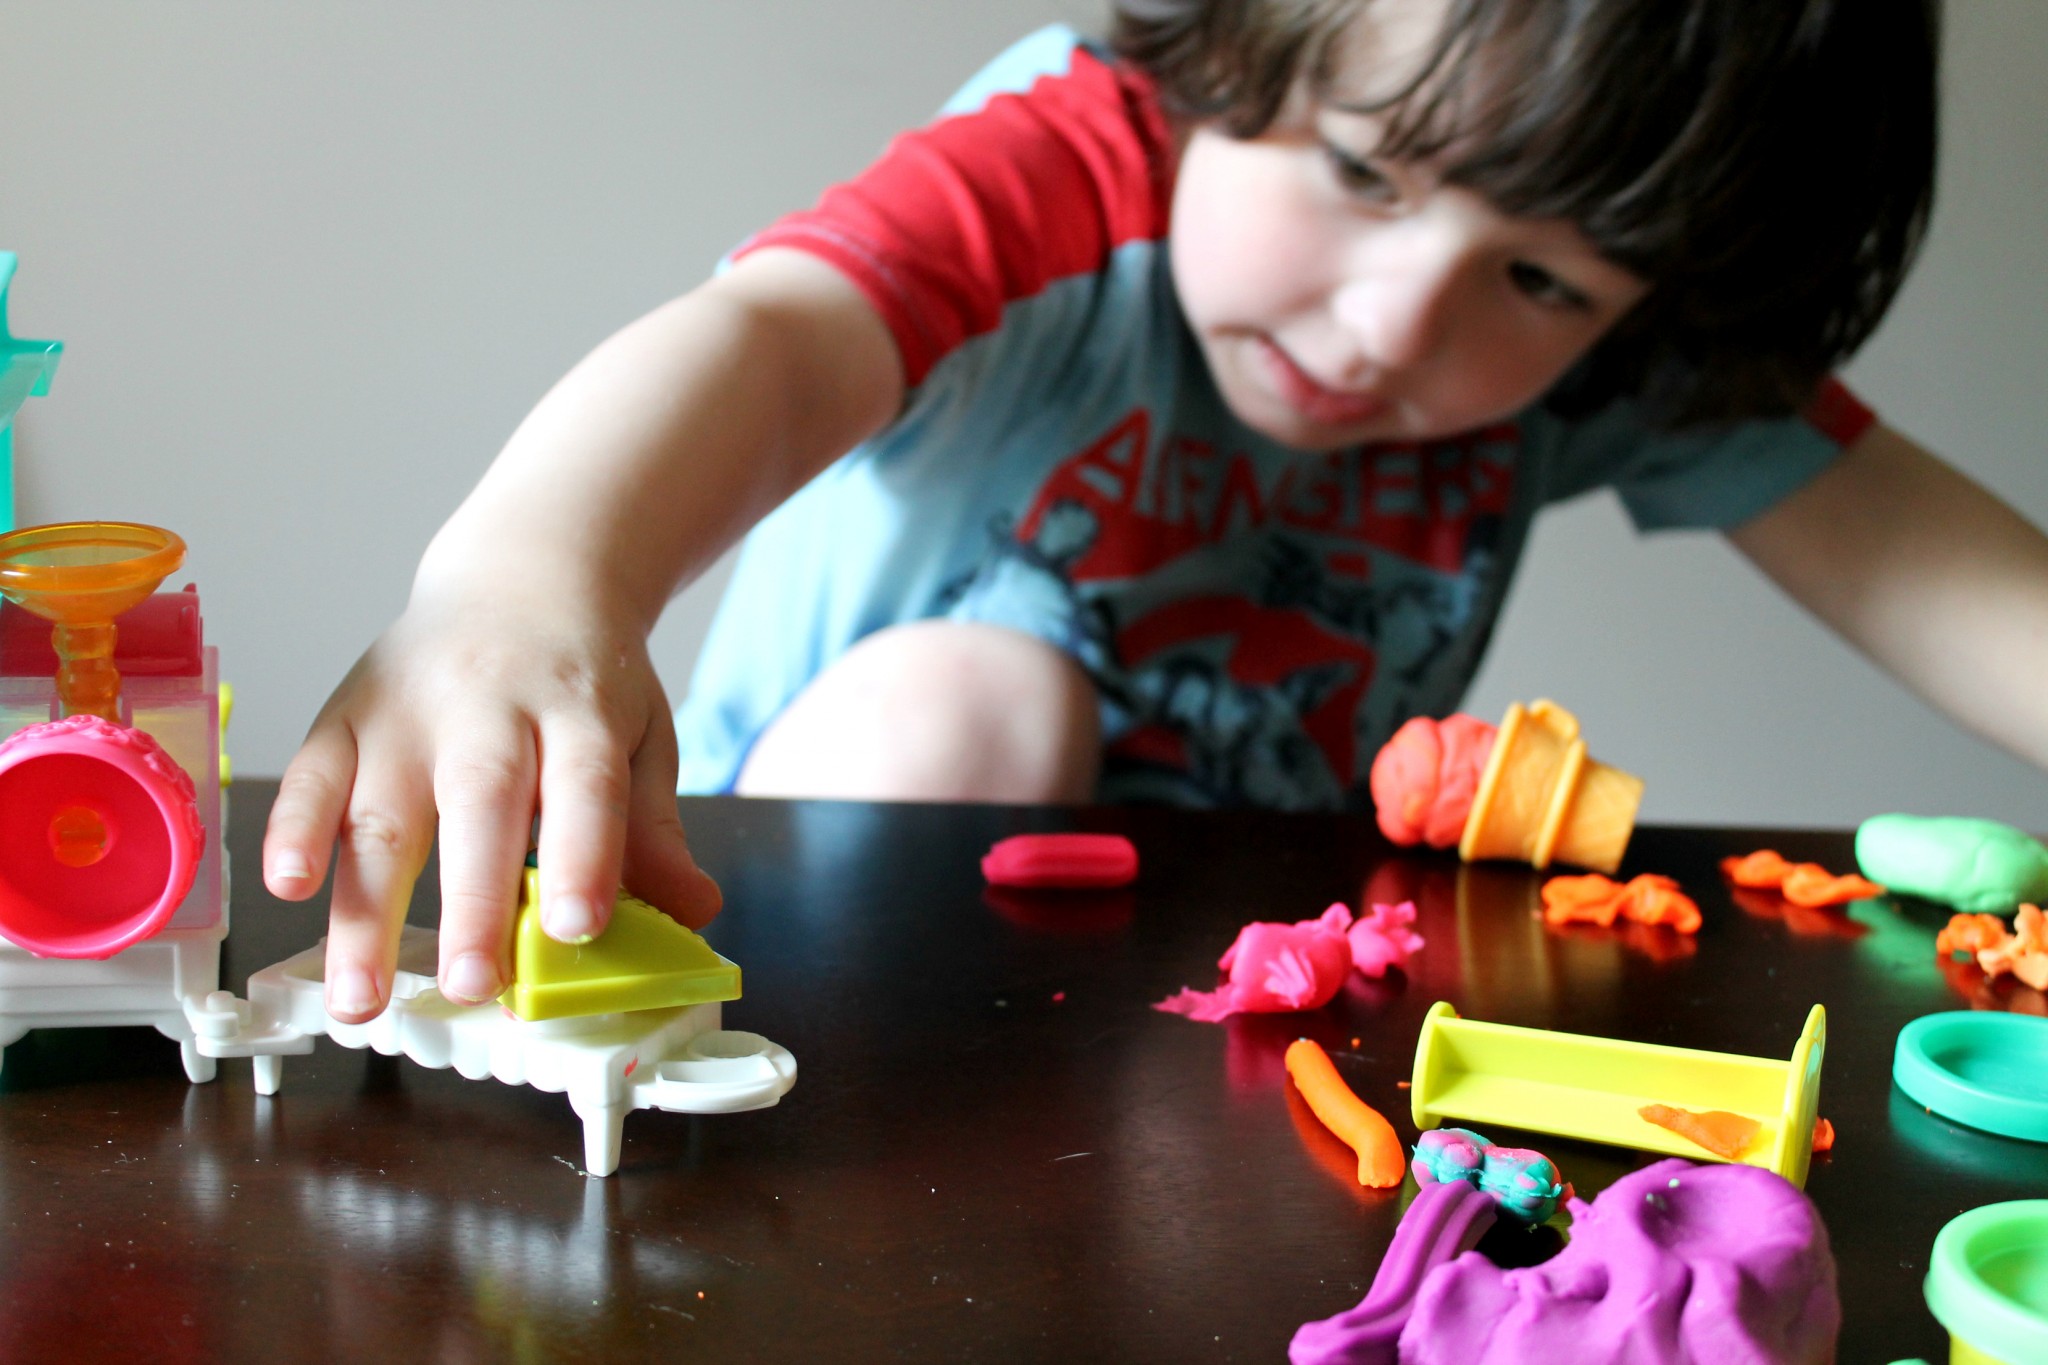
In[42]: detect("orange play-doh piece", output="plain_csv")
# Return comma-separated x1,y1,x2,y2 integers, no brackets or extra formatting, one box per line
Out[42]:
1638,1103,1762,1160
1542,873,1701,934
1811,1117,1835,1153
1721,849,1796,888
1284,1037,1406,1188
1626,876,1704,933
1720,848,1884,906
1937,912,2011,959
1779,864,1886,907
1978,903,2048,990
1541,873,1629,927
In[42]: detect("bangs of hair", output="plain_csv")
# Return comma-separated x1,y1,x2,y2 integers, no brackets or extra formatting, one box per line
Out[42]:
1113,0,1939,426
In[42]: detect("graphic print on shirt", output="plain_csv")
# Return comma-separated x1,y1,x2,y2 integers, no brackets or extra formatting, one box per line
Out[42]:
939,408,1517,808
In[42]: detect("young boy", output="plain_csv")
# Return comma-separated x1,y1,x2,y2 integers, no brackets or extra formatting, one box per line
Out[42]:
265,0,2048,1024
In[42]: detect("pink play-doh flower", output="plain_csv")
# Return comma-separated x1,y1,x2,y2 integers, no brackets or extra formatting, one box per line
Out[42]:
1369,714,1497,848
1349,901,1425,978
1155,904,1354,1022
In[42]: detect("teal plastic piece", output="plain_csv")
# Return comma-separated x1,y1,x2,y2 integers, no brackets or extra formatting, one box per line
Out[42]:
1893,1012,2048,1143
1923,1200,2048,1365
1856,814,2048,914
0,253,65,534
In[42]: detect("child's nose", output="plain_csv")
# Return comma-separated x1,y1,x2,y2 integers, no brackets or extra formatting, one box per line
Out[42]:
1331,247,1470,374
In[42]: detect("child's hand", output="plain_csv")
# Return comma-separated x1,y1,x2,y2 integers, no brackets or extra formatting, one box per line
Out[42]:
260,584,722,1023
257,249,901,1024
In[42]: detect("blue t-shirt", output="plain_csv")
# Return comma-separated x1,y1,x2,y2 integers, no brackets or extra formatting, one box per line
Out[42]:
673,27,1871,810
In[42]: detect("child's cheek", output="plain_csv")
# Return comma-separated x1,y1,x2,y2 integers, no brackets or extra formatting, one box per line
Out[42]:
1171,134,1331,326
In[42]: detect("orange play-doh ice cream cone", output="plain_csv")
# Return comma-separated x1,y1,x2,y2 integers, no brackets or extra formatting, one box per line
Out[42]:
1371,700,1643,875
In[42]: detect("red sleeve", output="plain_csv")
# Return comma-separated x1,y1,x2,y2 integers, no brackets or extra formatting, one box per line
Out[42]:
1803,376,1878,448
733,48,1177,387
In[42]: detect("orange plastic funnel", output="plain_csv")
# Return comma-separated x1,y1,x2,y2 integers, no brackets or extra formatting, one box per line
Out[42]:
0,522,186,721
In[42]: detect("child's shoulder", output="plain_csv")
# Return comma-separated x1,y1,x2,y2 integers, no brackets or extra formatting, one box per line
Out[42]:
930,24,1167,154
1529,379,1878,533
937,25,1101,119
736,25,1175,394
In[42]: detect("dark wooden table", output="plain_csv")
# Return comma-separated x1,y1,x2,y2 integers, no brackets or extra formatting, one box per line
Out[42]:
2,785,2042,1363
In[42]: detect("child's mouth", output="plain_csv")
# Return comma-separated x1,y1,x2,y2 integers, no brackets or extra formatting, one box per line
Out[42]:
1254,336,1389,428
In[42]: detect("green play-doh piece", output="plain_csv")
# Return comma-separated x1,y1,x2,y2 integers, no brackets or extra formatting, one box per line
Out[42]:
1856,814,2048,914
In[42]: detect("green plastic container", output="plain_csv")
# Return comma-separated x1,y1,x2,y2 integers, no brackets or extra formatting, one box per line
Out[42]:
1923,1201,2048,1365
1894,1012,2048,1143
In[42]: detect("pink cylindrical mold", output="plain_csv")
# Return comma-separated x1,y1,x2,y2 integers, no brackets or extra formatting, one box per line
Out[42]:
0,715,203,958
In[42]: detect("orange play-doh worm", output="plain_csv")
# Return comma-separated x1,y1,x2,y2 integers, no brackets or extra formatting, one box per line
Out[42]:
1284,1038,1406,1188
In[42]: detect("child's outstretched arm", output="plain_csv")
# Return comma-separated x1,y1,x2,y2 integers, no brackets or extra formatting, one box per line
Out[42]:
261,249,904,1022
1727,422,2048,769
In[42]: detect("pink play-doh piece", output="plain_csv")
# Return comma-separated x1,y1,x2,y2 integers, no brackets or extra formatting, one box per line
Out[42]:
1155,904,1353,1022
0,715,204,959
981,833,1138,888
1350,900,1425,978
1370,714,1496,848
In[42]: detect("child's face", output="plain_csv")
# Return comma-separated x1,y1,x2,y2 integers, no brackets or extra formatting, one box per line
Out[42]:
1169,2,1649,451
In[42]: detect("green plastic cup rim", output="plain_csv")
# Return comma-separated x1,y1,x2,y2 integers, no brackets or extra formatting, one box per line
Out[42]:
1924,1200,2048,1365
1893,1012,2048,1143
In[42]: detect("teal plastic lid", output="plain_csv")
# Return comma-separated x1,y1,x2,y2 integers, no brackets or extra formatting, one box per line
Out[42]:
1893,1012,2048,1142
1923,1201,2048,1365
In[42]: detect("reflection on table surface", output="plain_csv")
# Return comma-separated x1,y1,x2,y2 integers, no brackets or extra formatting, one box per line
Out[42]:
1,789,2042,1363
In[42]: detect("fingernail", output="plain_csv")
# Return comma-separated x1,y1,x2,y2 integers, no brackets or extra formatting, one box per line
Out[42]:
543,895,602,944
328,967,381,1018
442,952,500,1004
270,850,313,882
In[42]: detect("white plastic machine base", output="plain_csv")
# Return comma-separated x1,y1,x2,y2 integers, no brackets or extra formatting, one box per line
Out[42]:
193,925,798,1176
0,924,234,1083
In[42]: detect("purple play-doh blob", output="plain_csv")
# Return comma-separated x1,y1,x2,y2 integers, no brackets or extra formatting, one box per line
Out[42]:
1397,1159,1839,1365
1290,1180,1497,1365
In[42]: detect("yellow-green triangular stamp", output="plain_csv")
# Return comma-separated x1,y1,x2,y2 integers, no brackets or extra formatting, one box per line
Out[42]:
500,866,741,1021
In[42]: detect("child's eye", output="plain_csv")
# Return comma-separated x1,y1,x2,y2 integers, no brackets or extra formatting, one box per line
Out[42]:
1320,140,1398,203
1507,260,1592,311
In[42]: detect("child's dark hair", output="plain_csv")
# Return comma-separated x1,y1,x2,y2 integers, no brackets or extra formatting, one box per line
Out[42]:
1110,0,1939,429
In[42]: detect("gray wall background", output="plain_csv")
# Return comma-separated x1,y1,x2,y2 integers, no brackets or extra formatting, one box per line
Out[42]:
1,1,2043,829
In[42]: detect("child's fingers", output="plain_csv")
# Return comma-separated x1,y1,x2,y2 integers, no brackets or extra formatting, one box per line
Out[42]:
431,723,538,1005
263,722,358,900
622,711,723,930
323,762,437,1023
534,716,632,945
